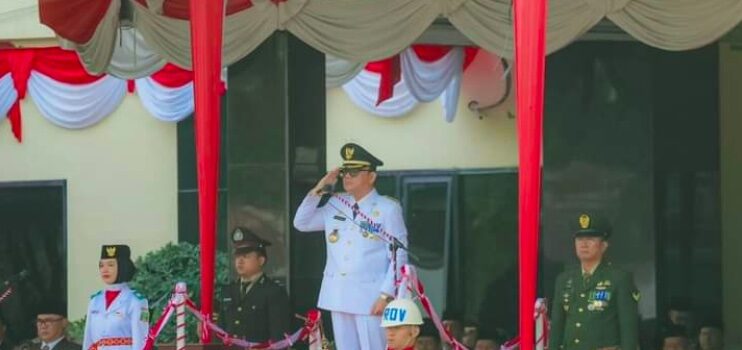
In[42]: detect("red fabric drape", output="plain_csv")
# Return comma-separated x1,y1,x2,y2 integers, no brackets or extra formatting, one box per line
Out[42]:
463,47,479,70
0,47,103,142
513,1,547,350
150,63,194,88
364,45,479,106
0,47,194,142
39,0,112,44
135,0,251,20
190,0,224,343
412,45,451,62
365,56,401,106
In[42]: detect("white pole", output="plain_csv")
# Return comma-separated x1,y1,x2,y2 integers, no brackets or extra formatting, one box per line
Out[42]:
174,282,188,350
535,298,546,350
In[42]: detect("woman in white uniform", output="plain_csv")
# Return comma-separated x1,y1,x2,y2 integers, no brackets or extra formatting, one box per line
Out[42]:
82,245,149,350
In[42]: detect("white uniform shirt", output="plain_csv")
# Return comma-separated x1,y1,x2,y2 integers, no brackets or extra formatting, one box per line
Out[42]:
82,284,149,350
294,189,409,315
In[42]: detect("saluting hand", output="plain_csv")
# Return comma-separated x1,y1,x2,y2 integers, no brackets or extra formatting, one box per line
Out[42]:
312,167,341,194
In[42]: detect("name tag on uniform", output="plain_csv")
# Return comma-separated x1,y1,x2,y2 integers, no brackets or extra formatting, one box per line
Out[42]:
333,215,346,221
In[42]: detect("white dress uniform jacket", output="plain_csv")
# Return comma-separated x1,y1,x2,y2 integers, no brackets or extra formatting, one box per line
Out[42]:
293,189,408,315
82,284,149,350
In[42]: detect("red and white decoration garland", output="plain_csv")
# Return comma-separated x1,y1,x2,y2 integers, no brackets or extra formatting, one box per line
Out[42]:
0,47,196,142
0,45,497,143
340,45,481,122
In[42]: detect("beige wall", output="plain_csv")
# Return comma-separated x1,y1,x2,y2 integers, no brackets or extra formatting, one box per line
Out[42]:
0,96,178,320
326,88,518,171
0,1,55,41
719,43,742,348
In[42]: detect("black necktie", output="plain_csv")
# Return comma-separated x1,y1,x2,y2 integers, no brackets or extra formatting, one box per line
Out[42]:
240,281,251,296
352,203,359,220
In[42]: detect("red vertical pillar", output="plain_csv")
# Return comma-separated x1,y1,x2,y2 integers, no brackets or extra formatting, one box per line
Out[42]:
189,0,224,343
513,1,547,350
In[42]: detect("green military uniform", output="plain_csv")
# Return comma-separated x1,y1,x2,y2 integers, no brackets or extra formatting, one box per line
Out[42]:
548,214,640,350
218,228,291,342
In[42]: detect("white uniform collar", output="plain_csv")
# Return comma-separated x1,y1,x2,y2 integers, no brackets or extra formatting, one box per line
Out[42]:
104,282,128,291
353,189,378,206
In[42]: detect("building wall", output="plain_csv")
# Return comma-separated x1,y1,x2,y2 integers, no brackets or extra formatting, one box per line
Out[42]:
719,43,742,348
0,96,178,320
326,87,518,171
0,1,54,41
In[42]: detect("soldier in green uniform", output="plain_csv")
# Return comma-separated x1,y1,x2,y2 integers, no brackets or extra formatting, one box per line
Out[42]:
219,228,291,343
548,213,640,350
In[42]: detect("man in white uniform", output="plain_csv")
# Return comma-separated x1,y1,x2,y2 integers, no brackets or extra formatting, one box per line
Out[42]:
294,143,409,350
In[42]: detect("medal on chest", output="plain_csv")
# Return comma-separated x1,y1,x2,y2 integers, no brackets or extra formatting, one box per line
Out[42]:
328,229,339,243
360,221,382,240
587,281,612,311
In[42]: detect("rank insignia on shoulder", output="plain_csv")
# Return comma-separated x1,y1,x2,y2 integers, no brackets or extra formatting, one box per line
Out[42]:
90,290,102,299
133,291,146,300
372,210,380,217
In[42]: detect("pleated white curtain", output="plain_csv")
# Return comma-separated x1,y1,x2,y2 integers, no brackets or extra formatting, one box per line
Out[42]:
0,73,17,122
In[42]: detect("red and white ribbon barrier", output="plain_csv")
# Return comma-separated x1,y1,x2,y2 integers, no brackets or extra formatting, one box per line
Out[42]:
399,265,468,350
142,282,323,350
398,265,549,350
501,299,549,350
174,283,187,350
0,286,14,305
185,300,322,350
143,292,176,350
535,298,548,350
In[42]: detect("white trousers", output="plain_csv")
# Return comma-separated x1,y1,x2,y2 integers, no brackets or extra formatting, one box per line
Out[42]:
331,311,386,350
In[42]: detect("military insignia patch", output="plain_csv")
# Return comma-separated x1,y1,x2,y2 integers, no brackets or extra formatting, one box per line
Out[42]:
632,291,641,302
373,210,380,218
232,228,244,242
106,246,117,257
579,214,591,229
140,307,150,323
344,146,355,160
